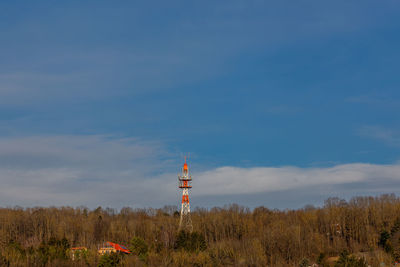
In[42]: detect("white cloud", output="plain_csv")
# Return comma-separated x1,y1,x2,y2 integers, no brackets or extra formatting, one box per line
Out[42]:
0,135,399,208
193,164,400,196
0,135,175,207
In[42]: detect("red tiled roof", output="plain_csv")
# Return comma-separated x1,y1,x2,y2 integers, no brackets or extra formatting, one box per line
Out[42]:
106,241,131,254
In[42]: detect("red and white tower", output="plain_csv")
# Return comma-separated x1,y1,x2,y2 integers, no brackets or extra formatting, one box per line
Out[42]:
178,157,193,232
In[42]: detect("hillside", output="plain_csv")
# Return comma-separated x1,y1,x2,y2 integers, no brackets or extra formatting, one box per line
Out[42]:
0,194,400,266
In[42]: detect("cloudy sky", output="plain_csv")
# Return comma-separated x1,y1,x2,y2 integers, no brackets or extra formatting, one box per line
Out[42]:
0,1,399,209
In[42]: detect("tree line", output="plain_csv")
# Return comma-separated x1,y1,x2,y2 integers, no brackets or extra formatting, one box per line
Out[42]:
0,194,399,266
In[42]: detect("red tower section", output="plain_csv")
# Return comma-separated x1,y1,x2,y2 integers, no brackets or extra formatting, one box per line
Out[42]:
178,157,193,232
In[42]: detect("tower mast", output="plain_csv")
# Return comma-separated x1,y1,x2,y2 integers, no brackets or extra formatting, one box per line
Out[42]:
178,156,193,232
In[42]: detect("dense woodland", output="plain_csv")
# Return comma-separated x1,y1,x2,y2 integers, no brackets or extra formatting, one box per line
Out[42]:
0,194,400,266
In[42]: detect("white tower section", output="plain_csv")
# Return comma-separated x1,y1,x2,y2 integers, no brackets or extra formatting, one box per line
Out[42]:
178,157,193,232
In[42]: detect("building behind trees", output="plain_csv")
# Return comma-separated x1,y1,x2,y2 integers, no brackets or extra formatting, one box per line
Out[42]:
0,194,399,266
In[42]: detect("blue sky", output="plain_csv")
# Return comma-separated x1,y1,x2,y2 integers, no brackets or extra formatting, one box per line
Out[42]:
0,1,399,209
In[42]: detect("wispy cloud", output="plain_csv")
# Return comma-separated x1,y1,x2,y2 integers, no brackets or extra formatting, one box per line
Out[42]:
357,125,400,147
0,1,391,107
0,72,103,107
346,94,400,109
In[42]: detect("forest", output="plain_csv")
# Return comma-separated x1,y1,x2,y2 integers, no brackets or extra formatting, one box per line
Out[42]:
0,194,400,266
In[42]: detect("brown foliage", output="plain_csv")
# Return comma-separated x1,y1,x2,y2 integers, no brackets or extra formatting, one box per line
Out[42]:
0,194,399,266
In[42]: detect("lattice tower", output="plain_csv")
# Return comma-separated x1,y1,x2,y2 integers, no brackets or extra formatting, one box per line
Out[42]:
178,157,193,232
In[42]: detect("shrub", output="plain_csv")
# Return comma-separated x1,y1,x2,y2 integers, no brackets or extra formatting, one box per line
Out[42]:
130,236,148,260
334,250,367,267
175,231,207,252
98,253,121,267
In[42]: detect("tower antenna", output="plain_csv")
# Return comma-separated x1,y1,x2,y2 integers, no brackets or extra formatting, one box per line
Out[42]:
178,156,193,232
